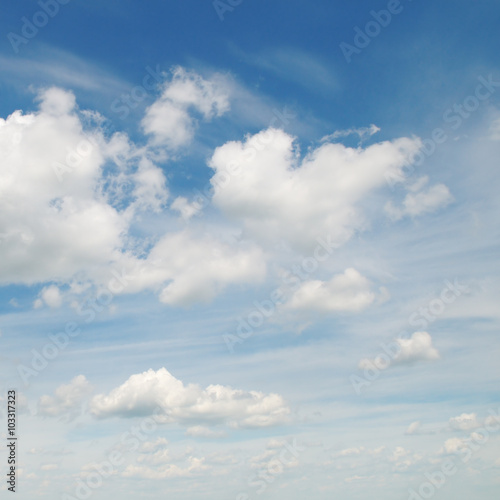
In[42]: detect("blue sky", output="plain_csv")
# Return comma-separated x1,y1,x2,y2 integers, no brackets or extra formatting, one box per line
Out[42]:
0,1,499,499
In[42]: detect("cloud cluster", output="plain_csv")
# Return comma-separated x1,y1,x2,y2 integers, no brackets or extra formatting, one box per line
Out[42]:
90,368,290,429
0,81,263,307
0,69,452,313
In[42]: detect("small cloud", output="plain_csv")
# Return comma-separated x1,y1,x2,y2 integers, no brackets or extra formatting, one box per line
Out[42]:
441,437,468,455
337,447,365,457
385,179,453,220
405,421,422,435
359,331,439,370
321,124,380,143
34,285,63,309
171,196,202,220
142,67,230,149
284,268,377,313
449,413,479,431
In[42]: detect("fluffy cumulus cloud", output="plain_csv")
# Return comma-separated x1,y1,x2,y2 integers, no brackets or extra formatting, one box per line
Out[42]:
391,331,440,365
0,86,165,285
283,268,377,313
142,67,230,149
90,368,290,429
114,230,266,306
359,331,439,370
385,176,453,220
37,375,92,418
209,128,421,251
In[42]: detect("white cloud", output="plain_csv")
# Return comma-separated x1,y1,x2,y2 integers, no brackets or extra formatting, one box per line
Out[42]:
170,196,203,220
385,178,453,220
388,446,422,472
37,375,92,418
449,413,480,431
337,447,365,457
142,67,230,149
0,87,164,286
405,421,422,435
283,268,377,313
391,331,440,365
359,331,440,369
345,475,375,483
209,128,421,251
34,285,62,309
321,124,380,143
441,437,468,454
117,230,266,306
90,368,290,429
130,158,169,212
